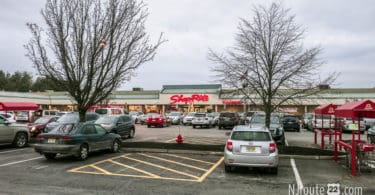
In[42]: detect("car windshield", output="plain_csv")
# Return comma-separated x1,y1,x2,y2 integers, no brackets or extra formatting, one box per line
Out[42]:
283,116,299,122
251,115,280,124
49,124,79,134
194,113,206,117
187,113,195,117
34,117,50,124
57,114,79,123
95,109,108,115
231,131,271,141
220,113,235,117
129,112,138,116
95,116,117,124
246,112,255,117
147,113,160,118
169,112,180,116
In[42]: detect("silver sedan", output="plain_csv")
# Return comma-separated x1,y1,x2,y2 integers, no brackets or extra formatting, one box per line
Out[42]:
224,126,279,174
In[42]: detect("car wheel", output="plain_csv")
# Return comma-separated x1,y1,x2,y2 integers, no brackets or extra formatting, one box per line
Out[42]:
111,139,121,153
218,126,222,130
77,144,89,160
270,167,278,174
44,153,57,160
193,125,196,129
147,125,150,128
183,123,186,126
128,129,135,138
13,132,28,148
224,165,232,172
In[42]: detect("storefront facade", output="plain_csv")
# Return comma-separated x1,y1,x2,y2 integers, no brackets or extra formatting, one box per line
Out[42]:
1,85,375,115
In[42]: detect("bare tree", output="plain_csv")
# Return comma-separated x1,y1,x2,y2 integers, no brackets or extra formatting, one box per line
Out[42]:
25,0,164,121
209,3,337,128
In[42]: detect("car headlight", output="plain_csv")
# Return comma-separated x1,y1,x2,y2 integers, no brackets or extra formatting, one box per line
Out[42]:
31,126,36,132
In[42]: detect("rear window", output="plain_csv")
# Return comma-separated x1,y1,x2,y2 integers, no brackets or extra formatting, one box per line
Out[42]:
95,109,108,115
194,113,206,117
315,115,332,119
50,124,78,134
231,131,271,141
220,112,235,117
283,116,299,122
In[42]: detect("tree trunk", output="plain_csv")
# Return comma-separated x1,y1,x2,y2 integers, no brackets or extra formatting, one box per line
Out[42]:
265,104,271,129
78,108,87,122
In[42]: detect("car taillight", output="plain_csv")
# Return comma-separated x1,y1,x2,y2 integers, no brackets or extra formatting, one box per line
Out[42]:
269,143,276,153
205,117,208,120
226,141,233,152
36,135,45,141
60,136,72,141
158,118,163,121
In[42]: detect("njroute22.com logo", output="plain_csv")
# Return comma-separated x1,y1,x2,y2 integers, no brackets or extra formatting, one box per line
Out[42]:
288,183,363,195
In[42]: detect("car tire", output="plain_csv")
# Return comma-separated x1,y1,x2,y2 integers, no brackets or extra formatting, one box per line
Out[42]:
147,125,150,128
270,167,278,174
44,153,57,160
218,126,222,130
193,125,196,129
111,139,121,153
77,144,89,160
128,129,135,138
13,132,28,148
224,165,232,172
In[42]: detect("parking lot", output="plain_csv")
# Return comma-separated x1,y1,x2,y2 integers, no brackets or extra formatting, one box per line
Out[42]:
0,124,374,194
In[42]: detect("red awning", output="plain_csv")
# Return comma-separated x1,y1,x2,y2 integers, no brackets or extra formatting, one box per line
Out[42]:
0,102,39,111
314,104,338,115
334,100,375,118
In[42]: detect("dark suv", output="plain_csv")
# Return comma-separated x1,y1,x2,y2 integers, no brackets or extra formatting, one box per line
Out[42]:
218,112,239,129
282,115,300,132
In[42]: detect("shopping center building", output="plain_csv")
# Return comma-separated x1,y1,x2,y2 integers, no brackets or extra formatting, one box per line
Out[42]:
1,84,375,115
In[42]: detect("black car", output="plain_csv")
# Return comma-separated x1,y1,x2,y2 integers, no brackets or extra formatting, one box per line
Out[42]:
218,112,239,129
95,115,135,139
282,115,300,132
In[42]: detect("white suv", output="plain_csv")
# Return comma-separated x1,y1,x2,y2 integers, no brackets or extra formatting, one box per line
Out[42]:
191,113,214,128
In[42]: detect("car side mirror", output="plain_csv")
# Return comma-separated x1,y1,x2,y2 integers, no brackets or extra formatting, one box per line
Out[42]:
225,131,231,136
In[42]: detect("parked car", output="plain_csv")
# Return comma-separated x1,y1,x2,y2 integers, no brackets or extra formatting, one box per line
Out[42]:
368,125,375,143
27,116,59,137
249,112,285,144
210,112,220,126
45,112,100,132
313,114,334,129
167,112,184,125
16,111,31,122
238,112,247,125
302,113,313,129
0,115,30,148
94,108,124,116
282,115,300,132
35,110,60,117
182,112,196,126
244,111,257,124
33,123,121,160
191,113,214,128
129,111,143,124
217,112,239,129
224,125,279,174
57,111,72,116
341,118,366,133
95,115,135,139
146,114,171,128
140,113,159,125
364,118,375,130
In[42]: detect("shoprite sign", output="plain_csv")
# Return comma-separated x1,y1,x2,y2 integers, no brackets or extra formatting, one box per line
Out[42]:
170,94,209,104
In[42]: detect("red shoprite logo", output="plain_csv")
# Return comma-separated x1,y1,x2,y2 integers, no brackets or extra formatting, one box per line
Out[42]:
170,94,209,104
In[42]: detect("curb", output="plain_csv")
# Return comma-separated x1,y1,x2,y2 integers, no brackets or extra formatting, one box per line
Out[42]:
122,147,345,160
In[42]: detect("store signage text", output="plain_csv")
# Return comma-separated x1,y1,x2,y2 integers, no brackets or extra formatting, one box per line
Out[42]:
222,100,242,105
170,94,209,104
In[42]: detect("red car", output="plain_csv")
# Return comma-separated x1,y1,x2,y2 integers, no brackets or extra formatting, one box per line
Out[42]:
27,116,59,137
146,114,171,128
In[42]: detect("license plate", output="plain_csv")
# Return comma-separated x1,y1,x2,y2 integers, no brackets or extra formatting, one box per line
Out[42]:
246,146,256,152
47,139,55,143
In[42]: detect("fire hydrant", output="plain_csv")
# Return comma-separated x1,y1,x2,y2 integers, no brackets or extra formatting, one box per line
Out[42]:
176,134,183,144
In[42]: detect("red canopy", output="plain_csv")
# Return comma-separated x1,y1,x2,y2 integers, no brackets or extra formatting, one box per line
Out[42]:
334,100,375,118
314,104,338,115
0,102,39,111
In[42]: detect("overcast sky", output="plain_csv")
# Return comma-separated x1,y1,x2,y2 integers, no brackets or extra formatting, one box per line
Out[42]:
0,0,374,90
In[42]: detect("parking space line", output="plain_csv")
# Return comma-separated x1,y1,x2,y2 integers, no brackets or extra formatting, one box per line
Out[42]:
108,159,161,178
90,165,112,174
290,158,304,190
68,154,131,172
165,138,176,143
0,148,28,154
121,155,200,179
197,157,224,182
161,154,215,165
0,157,43,167
139,153,208,171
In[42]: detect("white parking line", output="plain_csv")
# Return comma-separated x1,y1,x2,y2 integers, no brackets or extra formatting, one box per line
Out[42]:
165,138,176,143
0,148,28,154
0,157,43,167
290,158,304,190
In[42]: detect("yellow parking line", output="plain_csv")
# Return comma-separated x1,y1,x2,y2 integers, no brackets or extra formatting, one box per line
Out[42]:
121,155,200,179
68,154,130,173
139,153,207,172
197,157,224,183
89,165,112,174
108,159,161,178
161,153,215,165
